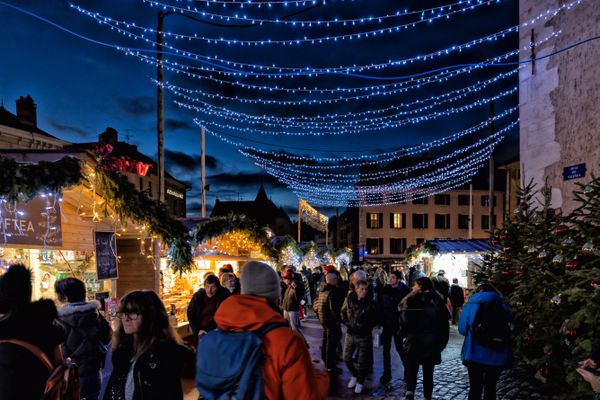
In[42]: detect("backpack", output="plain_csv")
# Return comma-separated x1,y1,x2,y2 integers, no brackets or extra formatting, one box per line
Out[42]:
195,322,288,400
0,339,80,400
471,302,511,350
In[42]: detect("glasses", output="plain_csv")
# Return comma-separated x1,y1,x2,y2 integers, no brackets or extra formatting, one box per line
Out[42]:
115,311,140,321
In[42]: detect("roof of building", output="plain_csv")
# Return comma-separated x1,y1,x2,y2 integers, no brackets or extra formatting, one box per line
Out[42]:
0,105,60,140
211,185,291,225
426,239,498,253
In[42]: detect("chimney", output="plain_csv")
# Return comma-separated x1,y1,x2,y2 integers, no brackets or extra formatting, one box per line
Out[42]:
16,95,37,127
99,127,119,145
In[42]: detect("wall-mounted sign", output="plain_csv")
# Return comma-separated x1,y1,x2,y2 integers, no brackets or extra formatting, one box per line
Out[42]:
563,163,586,181
167,188,184,199
0,196,62,246
95,232,118,280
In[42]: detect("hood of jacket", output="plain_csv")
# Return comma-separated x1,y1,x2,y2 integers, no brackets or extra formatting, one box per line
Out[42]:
214,294,286,332
58,301,102,331
467,291,503,304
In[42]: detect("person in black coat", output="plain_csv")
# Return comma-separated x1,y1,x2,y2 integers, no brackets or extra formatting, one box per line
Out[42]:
431,270,450,304
187,275,230,339
55,277,112,400
314,271,344,373
399,277,450,400
449,278,465,325
0,264,66,400
103,290,195,400
377,271,411,385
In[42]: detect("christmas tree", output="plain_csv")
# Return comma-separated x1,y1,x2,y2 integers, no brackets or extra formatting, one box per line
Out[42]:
475,176,600,397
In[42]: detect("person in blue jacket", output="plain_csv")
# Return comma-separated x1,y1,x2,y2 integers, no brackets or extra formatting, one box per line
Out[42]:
458,283,512,400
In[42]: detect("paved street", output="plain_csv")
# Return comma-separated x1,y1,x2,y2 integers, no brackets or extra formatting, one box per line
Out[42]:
302,314,562,400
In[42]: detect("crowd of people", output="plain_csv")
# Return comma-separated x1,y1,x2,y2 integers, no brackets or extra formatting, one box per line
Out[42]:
1,261,600,400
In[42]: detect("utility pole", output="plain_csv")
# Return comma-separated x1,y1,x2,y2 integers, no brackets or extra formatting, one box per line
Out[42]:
201,126,206,217
157,11,166,204
488,99,495,235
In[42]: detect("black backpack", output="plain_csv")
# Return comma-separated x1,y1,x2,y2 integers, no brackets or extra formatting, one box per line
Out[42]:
471,302,510,349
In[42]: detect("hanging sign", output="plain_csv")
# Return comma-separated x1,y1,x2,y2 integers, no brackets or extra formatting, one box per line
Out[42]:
0,196,62,246
299,199,328,233
95,231,118,280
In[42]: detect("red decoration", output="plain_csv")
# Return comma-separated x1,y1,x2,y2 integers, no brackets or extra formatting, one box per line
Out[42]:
554,225,569,234
565,329,578,339
591,282,600,288
500,234,509,241
136,162,152,177
516,267,527,277
501,271,510,276
520,201,529,210
491,238,500,246
566,259,580,271
539,366,549,379
524,335,534,345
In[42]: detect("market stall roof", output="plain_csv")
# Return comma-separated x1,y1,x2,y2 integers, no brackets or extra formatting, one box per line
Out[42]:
426,239,497,253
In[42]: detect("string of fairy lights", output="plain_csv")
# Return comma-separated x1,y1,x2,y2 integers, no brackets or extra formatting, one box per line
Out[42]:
9,0,585,208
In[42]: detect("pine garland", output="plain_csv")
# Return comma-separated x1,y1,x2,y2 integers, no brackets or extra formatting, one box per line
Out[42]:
0,155,83,201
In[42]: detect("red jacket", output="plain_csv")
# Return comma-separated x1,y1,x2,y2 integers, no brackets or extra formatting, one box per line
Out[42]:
214,295,329,400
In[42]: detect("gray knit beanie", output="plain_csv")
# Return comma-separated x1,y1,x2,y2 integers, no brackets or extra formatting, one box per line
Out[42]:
240,261,281,303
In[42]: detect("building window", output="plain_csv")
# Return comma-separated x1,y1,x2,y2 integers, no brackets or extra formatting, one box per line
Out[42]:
148,180,153,198
481,214,498,230
434,214,451,229
412,197,428,205
481,195,497,207
434,194,451,205
458,195,471,206
390,238,407,254
366,213,383,229
390,213,406,229
412,213,428,229
139,177,144,191
416,238,425,246
366,238,384,254
458,214,471,230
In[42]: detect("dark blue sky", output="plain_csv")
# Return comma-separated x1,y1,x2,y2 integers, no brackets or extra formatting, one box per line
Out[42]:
0,0,519,216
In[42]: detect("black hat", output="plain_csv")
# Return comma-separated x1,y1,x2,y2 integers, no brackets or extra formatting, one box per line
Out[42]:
0,264,32,314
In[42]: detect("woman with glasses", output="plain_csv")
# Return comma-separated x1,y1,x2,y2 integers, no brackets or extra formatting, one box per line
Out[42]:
103,290,194,400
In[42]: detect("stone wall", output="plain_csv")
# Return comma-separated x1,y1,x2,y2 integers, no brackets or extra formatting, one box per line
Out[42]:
519,0,600,213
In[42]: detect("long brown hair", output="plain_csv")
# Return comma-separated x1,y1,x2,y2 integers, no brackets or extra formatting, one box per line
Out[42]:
112,290,181,357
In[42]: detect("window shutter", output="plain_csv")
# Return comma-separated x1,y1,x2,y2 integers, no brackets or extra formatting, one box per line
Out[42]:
378,213,383,229
402,213,406,228
424,214,429,229
366,214,371,229
390,213,394,229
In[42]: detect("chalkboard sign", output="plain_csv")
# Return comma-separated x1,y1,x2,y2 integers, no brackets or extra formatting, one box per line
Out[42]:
95,232,118,280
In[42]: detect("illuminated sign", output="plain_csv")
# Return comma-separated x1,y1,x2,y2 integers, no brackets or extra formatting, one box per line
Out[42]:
167,188,184,199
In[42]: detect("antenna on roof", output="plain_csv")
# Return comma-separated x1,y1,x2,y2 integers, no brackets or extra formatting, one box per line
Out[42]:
123,128,134,143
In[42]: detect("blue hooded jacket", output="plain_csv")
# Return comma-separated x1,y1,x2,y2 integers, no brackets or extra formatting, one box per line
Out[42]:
458,291,512,367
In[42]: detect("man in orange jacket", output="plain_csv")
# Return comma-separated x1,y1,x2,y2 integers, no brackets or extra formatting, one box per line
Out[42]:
213,261,329,400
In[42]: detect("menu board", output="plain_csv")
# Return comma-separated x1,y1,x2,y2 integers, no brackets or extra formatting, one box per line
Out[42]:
95,232,118,280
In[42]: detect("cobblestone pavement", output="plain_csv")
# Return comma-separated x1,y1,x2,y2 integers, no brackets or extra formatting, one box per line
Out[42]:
302,314,562,400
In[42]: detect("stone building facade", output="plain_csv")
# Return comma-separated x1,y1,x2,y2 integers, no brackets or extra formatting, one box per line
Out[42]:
519,0,600,213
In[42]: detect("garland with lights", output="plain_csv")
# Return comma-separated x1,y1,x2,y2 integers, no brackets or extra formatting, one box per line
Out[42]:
191,213,274,258
405,241,440,263
0,156,83,202
275,235,303,267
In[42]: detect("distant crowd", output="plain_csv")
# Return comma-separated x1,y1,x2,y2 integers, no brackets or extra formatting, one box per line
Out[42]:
1,261,599,400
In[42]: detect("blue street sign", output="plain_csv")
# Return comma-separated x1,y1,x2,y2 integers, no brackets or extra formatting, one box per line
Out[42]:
563,163,586,181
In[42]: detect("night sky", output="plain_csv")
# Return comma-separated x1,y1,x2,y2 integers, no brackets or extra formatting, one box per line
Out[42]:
0,0,519,217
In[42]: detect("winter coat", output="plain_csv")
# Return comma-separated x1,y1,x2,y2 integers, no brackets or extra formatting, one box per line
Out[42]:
377,283,410,331
314,284,344,329
0,300,66,400
432,275,450,301
399,290,450,365
458,291,512,367
187,286,230,336
449,284,465,308
282,282,302,312
214,295,329,400
57,301,111,376
103,338,195,400
407,270,425,288
341,292,378,337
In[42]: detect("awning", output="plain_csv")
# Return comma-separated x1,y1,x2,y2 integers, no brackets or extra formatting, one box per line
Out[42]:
426,239,497,253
